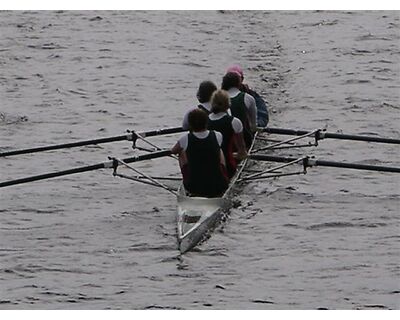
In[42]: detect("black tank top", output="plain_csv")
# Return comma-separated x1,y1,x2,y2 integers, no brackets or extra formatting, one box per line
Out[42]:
230,92,253,148
207,114,237,178
185,131,228,197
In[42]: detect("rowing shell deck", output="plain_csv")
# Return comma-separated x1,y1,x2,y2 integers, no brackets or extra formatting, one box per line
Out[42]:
176,133,258,253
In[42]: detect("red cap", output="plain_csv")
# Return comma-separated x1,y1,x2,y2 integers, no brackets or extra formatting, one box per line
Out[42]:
226,65,244,78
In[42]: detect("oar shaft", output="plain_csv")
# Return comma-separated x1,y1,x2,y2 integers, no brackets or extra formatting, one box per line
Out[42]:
0,150,171,188
0,163,105,188
263,127,400,144
324,133,399,144
250,154,400,173
0,135,128,157
0,126,184,157
311,159,400,173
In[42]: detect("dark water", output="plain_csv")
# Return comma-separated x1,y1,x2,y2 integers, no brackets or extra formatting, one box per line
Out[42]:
0,11,399,309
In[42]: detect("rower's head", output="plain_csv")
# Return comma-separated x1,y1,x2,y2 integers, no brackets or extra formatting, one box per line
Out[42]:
221,72,241,90
211,89,230,113
196,81,217,103
188,109,209,132
227,65,244,82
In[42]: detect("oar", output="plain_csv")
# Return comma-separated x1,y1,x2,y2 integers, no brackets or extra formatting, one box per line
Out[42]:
0,126,184,157
250,154,400,173
0,150,171,188
262,127,400,145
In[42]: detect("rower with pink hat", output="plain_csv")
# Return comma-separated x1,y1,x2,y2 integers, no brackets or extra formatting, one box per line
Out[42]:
227,65,244,80
225,65,269,127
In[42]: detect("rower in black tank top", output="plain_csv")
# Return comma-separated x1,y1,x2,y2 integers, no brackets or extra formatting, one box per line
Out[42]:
230,92,253,149
207,115,237,178
185,131,228,197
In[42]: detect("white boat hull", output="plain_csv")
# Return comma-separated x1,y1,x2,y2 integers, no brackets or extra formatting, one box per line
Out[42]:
176,133,258,253
177,187,230,253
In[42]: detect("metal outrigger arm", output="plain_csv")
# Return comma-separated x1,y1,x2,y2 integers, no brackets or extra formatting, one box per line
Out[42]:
255,129,321,153
240,156,308,182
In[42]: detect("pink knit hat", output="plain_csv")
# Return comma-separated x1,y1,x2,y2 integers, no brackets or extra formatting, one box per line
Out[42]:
226,65,244,79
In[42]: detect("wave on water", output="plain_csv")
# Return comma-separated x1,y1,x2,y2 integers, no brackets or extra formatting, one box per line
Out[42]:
306,221,388,230
27,43,68,50
0,112,29,124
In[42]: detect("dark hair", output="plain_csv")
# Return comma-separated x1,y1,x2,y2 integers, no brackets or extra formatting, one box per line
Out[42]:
196,81,217,103
221,72,241,90
211,89,230,113
188,108,208,131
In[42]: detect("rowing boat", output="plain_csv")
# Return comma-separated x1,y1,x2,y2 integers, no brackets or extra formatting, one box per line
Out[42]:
176,132,258,253
2,125,398,254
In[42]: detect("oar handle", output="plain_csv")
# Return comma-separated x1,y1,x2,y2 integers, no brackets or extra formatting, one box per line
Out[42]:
139,127,185,137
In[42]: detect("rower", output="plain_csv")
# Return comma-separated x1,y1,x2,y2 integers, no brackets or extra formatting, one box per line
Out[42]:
182,81,218,130
227,65,269,127
208,89,247,178
172,109,229,198
221,72,257,149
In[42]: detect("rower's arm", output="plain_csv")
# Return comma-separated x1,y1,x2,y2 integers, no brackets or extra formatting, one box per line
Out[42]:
233,132,248,160
219,150,227,167
171,142,182,155
245,93,257,132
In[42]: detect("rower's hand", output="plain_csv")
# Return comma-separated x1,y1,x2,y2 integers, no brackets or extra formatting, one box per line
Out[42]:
233,151,248,161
